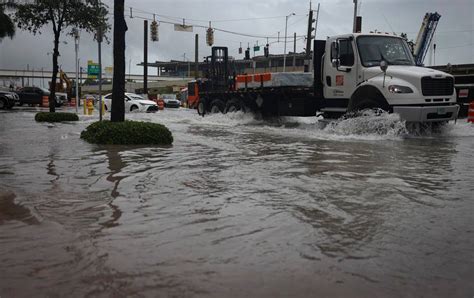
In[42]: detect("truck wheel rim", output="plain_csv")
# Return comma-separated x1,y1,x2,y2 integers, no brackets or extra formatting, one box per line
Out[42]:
198,102,204,114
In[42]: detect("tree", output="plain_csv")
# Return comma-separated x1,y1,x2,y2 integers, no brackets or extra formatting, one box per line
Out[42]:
110,0,127,122
0,1,15,41
14,0,108,112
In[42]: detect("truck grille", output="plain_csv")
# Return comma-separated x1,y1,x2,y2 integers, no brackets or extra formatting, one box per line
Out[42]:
421,77,454,96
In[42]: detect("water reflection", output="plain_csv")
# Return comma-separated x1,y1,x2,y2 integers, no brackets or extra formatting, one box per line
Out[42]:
101,147,126,228
0,191,39,225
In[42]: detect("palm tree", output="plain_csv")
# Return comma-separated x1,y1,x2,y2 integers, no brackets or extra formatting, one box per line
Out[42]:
0,1,15,40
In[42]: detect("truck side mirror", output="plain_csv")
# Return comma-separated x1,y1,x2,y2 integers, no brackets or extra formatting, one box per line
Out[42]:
380,60,388,73
330,41,341,69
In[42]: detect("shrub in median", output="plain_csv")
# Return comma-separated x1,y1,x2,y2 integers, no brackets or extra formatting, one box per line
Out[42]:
80,120,173,145
35,112,79,122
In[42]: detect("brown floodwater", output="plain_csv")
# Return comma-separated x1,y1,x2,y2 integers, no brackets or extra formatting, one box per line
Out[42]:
0,108,473,297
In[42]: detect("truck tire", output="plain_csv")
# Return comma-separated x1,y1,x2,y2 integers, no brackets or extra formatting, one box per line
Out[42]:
197,99,207,116
347,88,390,114
210,99,225,114
226,98,243,113
0,98,6,109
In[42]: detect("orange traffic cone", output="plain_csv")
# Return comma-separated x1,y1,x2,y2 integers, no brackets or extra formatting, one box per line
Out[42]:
42,96,49,107
468,101,474,123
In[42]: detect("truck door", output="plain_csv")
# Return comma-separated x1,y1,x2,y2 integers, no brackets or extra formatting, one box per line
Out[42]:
324,38,358,101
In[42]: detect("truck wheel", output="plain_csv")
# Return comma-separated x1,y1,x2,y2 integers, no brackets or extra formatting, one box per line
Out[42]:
226,99,243,113
0,98,6,109
130,105,138,112
347,91,390,116
197,99,207,116
210,100,225,114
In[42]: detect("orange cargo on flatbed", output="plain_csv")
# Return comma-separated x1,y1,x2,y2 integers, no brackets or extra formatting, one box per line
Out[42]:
254,73,272,82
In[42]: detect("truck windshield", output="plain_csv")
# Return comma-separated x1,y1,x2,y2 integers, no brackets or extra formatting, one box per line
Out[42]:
357,36,415,67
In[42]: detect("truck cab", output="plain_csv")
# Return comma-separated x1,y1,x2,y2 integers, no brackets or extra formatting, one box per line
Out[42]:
321,33,459,122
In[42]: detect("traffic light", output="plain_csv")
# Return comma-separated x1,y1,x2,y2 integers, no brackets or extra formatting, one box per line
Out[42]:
264,44,269,57
206,24,214,46
305,10,315,55
150,20,159,41
245,47,250,60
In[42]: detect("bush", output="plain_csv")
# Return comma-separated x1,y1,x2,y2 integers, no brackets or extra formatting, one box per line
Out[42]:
80,120,173,145
35,112,79,122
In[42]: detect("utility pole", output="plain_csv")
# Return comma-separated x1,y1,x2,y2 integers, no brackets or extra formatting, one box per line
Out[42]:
283,13,295,72
353,0,358,33
195,34,199,79
293,32,296,71
73,28,79,113
144,19,148,96
98,25,103,121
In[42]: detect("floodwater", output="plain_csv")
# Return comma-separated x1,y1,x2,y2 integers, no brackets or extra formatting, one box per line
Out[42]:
0,108,473,297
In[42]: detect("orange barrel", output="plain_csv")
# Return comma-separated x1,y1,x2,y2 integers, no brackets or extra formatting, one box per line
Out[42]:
468,101,474,123
42,95,49,107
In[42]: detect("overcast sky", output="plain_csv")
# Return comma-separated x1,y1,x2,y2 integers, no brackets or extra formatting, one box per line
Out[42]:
0,0,473,75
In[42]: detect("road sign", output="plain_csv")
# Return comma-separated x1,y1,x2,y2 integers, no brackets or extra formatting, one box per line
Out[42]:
87,60,100,79
253,46,260,52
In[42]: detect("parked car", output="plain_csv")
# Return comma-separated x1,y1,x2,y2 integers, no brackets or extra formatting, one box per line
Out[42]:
102,93,158,112
0,90,18,109
15,87,63,107
161,94,181,108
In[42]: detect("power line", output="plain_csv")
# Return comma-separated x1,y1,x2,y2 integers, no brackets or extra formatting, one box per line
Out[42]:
117,12,307,40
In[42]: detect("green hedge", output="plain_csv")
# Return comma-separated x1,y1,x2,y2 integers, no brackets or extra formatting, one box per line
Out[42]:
35,112,79,122
80,120,173,145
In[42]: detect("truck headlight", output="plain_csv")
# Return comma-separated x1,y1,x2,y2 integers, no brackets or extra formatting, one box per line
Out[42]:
388,85,413,94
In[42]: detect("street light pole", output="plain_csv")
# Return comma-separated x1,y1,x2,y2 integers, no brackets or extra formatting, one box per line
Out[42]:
353,0,358,33
73,28,80,113
283,13,295,72
98,26,103,121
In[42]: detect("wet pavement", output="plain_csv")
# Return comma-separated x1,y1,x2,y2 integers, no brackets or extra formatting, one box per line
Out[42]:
0,107,473,297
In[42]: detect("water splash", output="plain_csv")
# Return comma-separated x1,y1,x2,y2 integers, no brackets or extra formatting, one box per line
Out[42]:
323,110,408,139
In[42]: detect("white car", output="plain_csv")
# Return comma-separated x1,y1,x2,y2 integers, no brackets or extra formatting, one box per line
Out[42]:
102,93,158,112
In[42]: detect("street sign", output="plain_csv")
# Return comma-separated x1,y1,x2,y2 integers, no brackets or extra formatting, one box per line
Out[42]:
253,46,260,52
174,24,193,32
87,60,100,79
105,66,113,76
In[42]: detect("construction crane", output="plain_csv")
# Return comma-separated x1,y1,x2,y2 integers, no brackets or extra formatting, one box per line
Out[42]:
413,12,441,66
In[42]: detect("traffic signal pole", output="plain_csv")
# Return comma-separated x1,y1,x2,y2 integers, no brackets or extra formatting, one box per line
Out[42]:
144,20,148,96
195,34,199,79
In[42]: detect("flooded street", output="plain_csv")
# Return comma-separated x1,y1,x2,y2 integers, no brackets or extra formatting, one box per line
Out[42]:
0,108,473,297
